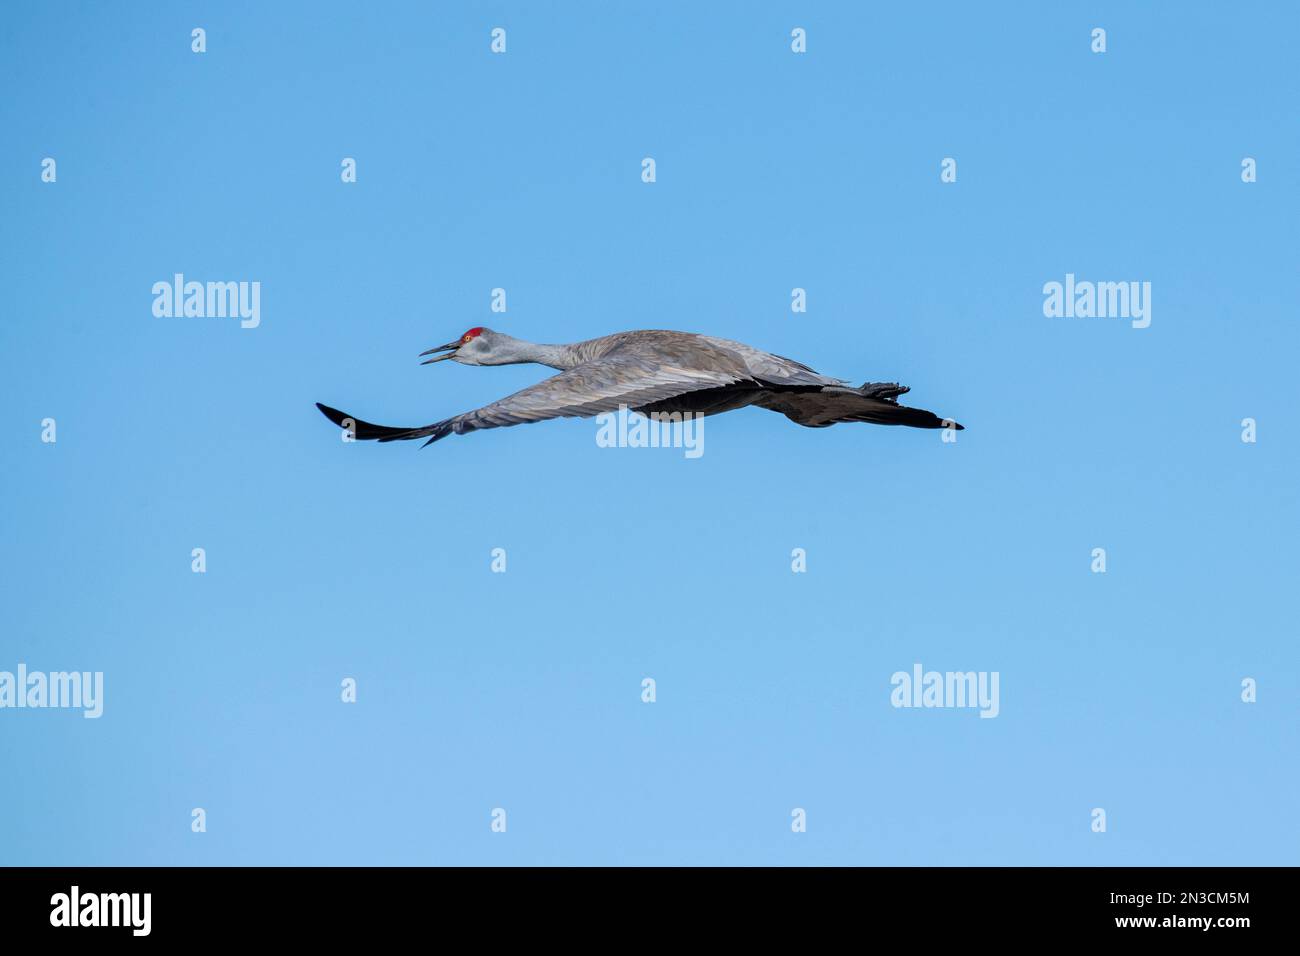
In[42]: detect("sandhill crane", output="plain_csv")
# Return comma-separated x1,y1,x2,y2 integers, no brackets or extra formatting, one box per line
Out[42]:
316,327,963,446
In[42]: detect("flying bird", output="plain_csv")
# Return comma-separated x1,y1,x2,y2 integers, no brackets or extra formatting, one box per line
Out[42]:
316,327,963,447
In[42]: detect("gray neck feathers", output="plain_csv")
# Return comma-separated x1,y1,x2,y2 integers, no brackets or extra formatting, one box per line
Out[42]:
497,337,575,370
522,342,573,370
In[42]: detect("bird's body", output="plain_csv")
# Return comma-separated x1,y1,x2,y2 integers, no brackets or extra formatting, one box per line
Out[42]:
317,327,962,446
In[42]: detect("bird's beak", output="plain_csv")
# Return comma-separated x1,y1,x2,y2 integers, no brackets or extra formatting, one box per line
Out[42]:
419,340,462,365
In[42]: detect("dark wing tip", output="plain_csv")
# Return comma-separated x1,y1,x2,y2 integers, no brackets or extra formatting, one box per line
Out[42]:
418,421,457,447
316,402,349,427
316,402,431,442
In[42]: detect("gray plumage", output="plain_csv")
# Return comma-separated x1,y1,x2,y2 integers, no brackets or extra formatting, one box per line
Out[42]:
316,327,963,447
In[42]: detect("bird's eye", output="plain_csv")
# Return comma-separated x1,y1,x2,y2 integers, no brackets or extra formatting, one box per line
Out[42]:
463,335,472,343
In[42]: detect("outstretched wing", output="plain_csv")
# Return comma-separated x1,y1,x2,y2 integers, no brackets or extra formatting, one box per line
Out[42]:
755,384,963,430
317,353,754,447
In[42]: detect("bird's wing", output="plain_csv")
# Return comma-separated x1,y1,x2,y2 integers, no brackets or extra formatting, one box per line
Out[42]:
755,384,963,430
694,335,845,386
318,353,755,446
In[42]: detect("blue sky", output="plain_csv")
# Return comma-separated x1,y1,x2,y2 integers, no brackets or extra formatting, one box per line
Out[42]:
1,1,1296,865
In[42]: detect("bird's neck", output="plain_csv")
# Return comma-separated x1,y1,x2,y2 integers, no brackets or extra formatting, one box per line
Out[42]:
511,341,575,370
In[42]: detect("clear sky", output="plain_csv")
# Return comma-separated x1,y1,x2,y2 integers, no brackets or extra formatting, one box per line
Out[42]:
1,1,1296,866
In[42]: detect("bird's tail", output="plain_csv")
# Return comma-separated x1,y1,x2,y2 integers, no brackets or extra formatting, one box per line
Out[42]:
316,403,454,445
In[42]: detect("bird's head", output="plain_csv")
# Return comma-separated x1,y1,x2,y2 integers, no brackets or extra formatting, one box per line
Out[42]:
419,326,512,366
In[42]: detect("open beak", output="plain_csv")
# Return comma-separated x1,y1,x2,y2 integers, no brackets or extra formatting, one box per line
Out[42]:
419,340,462,365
